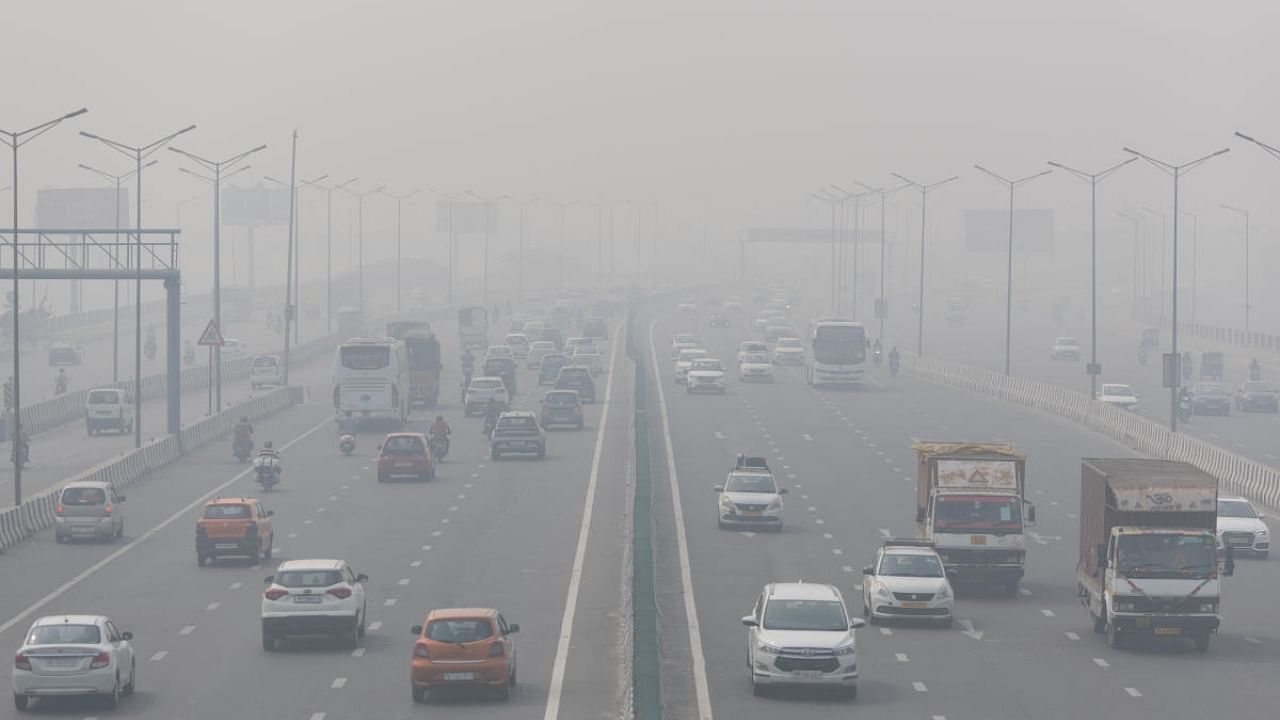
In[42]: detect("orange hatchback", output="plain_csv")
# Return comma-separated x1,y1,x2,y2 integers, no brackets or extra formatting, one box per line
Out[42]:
410,608,520,703
196,497,274,566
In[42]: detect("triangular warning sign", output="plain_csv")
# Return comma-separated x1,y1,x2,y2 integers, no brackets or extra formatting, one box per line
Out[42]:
197,319,225,346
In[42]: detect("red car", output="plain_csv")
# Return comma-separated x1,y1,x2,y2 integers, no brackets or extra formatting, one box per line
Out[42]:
376,433,435,482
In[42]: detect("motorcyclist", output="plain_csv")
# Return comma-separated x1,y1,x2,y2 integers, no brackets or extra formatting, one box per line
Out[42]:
1179,387,1193,422
888,345,901,370
484,400,507,435
255,440,282,477
429,414,452,456
872,339,883,366
462,349,476,375
54,368,68,394
1251,357,1262,381
336,410,357,436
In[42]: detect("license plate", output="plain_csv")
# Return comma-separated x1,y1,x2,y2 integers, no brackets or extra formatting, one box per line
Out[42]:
970,535,988,545
396,462,413,468
1154,626,1181,636
1228,539,1250,546
47,658,79,667
901,601,927,609
742,511,763,517
791,670,822,678
443,672,475,681
509,441,528,447
215,543,238,550
1135,617,1151,627
293,595,322,604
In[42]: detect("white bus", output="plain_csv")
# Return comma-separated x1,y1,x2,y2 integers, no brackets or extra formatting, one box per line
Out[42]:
806,319,867,387
333,337,410,426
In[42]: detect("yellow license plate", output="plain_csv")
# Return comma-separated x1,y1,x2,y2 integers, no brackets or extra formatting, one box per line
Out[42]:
742,511,762,517
1135,617,1151,627
1154,627,1181,636
901,601,927,609
970,535,987,545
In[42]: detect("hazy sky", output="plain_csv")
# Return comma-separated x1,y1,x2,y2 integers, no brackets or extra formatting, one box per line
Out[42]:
5,0,1280,322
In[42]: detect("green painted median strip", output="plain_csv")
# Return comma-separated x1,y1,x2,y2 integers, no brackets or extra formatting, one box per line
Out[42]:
628,308,662,719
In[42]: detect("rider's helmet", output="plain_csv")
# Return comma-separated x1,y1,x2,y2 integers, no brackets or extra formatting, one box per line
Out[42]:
264,440,274,449
436,415,444,422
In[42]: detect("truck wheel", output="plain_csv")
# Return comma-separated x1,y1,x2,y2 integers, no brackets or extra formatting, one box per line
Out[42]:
1106,622,1124,649
1092,611,1106,635
1003,582,1019,598
1192,634,1210,652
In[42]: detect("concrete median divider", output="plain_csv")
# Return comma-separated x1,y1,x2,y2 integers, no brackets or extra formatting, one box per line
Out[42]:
0,385,294,553
903,351,1280,512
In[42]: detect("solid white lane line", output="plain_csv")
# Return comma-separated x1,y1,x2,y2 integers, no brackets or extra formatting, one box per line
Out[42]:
1093,658,1109,667
179,625,196,635
895,652,909,662
331,677,347,688
384,599,397,607
913,681,928,692
368,621,382,631
0,415,335,637
205,602,219,611
544,329,622,720
1065,632,1080,640
1125,688,1143,698
150,651,168,661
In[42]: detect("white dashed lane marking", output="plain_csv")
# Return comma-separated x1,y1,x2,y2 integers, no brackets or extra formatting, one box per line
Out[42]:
1093,658,1109,667
179,625,196,635
912,681,928,692
398,578,411,586
879,627,892,636
895,652,909,662
1065,632,1080,640
229,582,242,590
150,651,168,661
384,599,397,607
832,548,843,555
1125,688,1143,698
205,602,219,611
1041,609,1056,617
310,713,327,720
351,648,365,657
331,677,347,689
368,621,382,631
410,560,422,568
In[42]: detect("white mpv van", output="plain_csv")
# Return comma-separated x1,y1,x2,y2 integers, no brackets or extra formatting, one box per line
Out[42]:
85,388,135,436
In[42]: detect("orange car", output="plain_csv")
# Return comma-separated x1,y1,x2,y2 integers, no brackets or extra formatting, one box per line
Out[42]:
410,608,520,702
196,497,274,566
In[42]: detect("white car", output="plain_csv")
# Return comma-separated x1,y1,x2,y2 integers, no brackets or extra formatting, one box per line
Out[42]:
716,465,785,529
262,559,369,651
251,354,285,389
571,350,605,376
464,376,511,416
672,333,700,359
1097,383,1140,411
738,352,775,383
504,333,531,360
737,340,768,365
565,337,598,357
485,345,515,360
742,582,864,698
673,348,708,384
772,337,806,365
686,358,726,394
13,614,137,711
1217,495,1270,558
1051,336,1082,361
527,340,556,369
522,320,545,340
222,338,247,358
754,310,782,331
677,302,698,315
861,541,954,627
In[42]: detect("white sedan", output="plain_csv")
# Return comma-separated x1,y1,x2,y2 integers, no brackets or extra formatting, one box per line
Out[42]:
671,333,699,359
13,614,137,711
738,352,775,383
772,337,806,365
571,350,605,376
686,358,726,394
862,543,954,627
1097,383,1140,412
673,348,708,384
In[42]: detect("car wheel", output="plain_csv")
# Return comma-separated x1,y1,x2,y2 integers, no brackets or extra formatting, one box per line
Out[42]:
262,632,278,652
1106,621,1124,649
491,449,500,460
938,616,953,629
263,535,273,560
1192,633,1211,652
116,520,124,539
377,473,386,483
102,673,120,709
751,675,765,697
197,553,208,567
343,620,359,649
495,679,511,701
537,446,546,460
123,660,136,695
56,533,66,544
358,605,367,638
412,686,428,704
13,693,31,712
845,685,858,700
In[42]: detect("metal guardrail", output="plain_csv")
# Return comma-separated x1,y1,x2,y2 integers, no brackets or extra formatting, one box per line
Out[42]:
903,351,1280,512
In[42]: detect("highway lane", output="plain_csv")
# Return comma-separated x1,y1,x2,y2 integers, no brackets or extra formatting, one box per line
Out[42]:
0,318,632,720
649,307,1280,720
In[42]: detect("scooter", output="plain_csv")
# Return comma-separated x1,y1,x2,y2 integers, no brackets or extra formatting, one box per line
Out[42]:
1178,398,1193,423
339,433,355,456
254,455,281,490
889,357,900,377
233,438,254,463
1137,347,1148,366
54,377,68,395
873,349,883,367
429,433,449,462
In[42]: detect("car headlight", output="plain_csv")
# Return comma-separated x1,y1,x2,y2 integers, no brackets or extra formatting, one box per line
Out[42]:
1256,528,1269,536
719,497,734,509
756,642,782,655
873,584,892,599
832,642,856,656
935,583,952,600
1199,602,1218,614
767,498,783,511
1113,601,1136,612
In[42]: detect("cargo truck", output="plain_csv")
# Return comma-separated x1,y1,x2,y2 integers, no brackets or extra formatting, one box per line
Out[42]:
386,321,442,408
458,306,489,352
914,441,1035,597
1077,458,1232,651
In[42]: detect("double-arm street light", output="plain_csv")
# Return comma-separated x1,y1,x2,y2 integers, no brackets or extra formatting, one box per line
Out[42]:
1047,157,1136,397
378,188,423,314
170,141,266,411
613,199,657,283
462,192,512,309
891,173,959,356
81,123,195,449
80,159,157,385
810,189,849,315
267,172,327,343
857,180,914,339
823,186,867,318
2,107,89,505
974,165,1052,375
301,177,357,333
1123,145,1231,432
337,183,386,318
1139,208,1167,323
1232,131,1280,330
1220,204,1251,332
428,189,472,306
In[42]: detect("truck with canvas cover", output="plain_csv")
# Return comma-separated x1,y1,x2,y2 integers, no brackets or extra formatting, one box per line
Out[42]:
1077,458,1230,651
387,320,442,407
914,441,1034,596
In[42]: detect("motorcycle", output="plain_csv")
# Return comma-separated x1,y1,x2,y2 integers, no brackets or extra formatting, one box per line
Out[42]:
233,438,254,463
483,412,499,438
889,357,900,377
54,376,68,395
254,455,281,490
1178,397,1193,422
1137,347,1148,366
873,348,883,367
339,434,355,456
429,433,449,462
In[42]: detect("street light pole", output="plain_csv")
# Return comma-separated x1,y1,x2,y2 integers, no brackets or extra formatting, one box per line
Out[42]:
80,160,156,384
429,189,473,308
169,140,266,412
337,184,386,319
856,181,913,338
974,166,1052,375
301,177,357,335
1140,208,1167,323
378,188,423,314
1047,158,1137,397
891,174,959,356
81,122,194,448
1123,145,1231,432
810,190,842,314
2,107,88,505
1221,204,1251,332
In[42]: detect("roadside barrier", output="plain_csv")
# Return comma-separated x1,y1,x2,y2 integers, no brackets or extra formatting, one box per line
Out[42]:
903,351,1280,511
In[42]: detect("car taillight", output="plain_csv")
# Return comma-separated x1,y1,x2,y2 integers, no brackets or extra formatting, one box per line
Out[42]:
90,651,110,669
327,586,352,599
196,524,207,538
488,641,505,657
55,504,63,515
14,653,30,670
264,588,289,601
413,643,430,658
103,503,113,515
244,521,257,536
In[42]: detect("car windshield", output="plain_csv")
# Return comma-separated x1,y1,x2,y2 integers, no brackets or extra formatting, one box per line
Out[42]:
253,356,278,367
674,335,696,344
1102,385,1133,397
762,599,848,631
1055,338,1078,346
1218,500,1258,519
1194,384,1224,395
1116,533,1217,579
202,504,250,519
878,553,945,577
60,487,106,505
934,496,1023,532
383,436,425,455
498,416,538,430
87,390,120,404
678,350,707,362
28,624,101,646
275,570,343,588
725,472,777,493
743,353,770,364
545,393,578,406
1244,382,1276,393
427,619,493,643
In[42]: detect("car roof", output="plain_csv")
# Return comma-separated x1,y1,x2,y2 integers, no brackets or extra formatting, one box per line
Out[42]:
61,480,111,490
207,497,256,506
499,410,537,419
32,614,105,627
546,389,578,397
276,558,346,572
881,545,940,558
765,582,843,602
383,432,427,439
426,607,498,621
471,376,504,382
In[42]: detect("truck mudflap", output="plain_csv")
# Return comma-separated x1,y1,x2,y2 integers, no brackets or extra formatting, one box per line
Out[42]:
1112,614,1220,637
943,563,1025,585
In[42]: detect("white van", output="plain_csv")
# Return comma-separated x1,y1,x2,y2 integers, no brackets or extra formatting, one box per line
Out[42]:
504,333,531,360
251,354,285,389
85,388,135,436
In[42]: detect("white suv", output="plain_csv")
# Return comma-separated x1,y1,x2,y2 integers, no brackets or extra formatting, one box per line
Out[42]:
262,559,368,651
742,582,865,698
464,376,511,416
861,541,954,627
